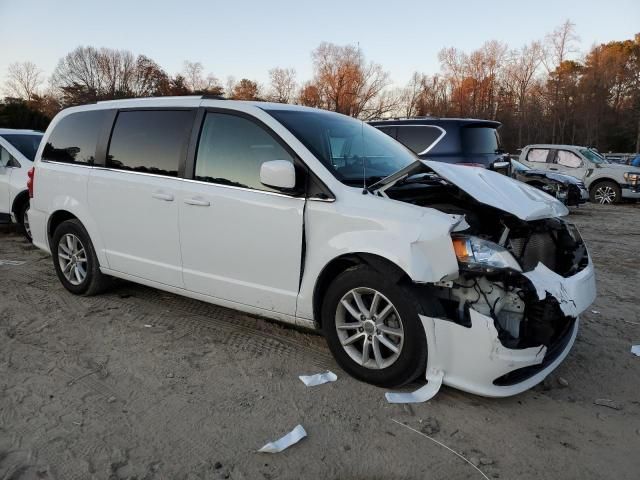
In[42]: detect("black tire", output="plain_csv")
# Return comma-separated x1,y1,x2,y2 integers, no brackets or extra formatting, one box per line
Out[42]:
51,219,110,296
590,180,621,204
16,200,32,242
321,264,434,388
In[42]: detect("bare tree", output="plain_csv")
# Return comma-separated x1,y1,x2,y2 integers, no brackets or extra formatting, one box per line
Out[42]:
267,67,297,103
4,61,44,100
544,20,579,142
182,61,205,91
181,61,223,94
50,46,169,106
504,41,545,145
399,72,424,117
301,42,391,118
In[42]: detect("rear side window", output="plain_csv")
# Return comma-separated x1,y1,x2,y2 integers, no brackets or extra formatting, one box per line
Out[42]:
0,145,14,167
460,126,500,154
527,148,550,163
42,111,106,165
194,112,295,192
0,134,42,161
556,150,582,168
107,110,194,177
397,126,442,154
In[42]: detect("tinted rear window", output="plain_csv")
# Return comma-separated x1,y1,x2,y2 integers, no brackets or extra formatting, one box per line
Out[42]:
461,126,500,154
43,111,107,165
107,110,194,177
0,134,43,161
396,126,442,154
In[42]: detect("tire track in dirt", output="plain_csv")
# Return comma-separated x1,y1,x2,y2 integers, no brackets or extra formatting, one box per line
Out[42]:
3,264,333,368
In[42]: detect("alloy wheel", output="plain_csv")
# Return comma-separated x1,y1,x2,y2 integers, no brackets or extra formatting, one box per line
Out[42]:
594,185,616,204
335,287,404,369
23,207,31,239
58,233,88,285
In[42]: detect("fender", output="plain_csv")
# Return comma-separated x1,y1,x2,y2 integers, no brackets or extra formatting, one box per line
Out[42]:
296,192,460,323
11,189,29,220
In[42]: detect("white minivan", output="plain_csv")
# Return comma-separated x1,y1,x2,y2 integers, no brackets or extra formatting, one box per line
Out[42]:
29,97,596,397
0,128,43,240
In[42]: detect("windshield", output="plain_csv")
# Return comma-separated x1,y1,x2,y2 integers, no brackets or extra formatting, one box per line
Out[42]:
0,133,43,161
264,109,416,186
580,148,608,164
461,126,501,154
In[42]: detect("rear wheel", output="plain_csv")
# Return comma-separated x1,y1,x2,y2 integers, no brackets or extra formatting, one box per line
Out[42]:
51,219,110,296
16,201,32,242
590,181,620,204
322,264,431,387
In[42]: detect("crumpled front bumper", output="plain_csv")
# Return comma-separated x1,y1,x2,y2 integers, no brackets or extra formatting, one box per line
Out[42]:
422,260,596,397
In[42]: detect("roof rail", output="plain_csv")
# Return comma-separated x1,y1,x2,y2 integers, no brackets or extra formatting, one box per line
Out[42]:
201,94,226,100
369,116,439,122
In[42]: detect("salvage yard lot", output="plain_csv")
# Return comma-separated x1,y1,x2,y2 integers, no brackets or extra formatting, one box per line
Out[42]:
1,203,639,480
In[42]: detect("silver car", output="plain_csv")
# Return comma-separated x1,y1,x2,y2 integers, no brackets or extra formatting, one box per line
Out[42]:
520,144,640,204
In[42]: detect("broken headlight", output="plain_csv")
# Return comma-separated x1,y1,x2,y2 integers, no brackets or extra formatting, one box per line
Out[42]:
452,235,521,271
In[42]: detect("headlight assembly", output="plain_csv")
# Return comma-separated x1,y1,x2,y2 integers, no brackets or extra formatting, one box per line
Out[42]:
451,235,522,271
623,172,640,185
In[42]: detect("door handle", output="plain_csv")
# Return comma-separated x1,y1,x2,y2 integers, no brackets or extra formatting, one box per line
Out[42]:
152,192,174,201
184,197,210,207
549,167,558,171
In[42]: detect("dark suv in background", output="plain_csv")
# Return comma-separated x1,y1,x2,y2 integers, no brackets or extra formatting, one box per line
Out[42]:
369,118,510,172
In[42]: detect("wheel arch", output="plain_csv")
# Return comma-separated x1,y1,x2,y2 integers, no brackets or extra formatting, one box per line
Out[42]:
588,177,620,191
47,210,81,248
312,253,411,328
11,190,29,223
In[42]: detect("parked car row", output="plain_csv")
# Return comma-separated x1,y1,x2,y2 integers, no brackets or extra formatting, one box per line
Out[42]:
0,128,43,240
22,97,597,399
519,144,640,204
371,118,640,205
603,152,640,166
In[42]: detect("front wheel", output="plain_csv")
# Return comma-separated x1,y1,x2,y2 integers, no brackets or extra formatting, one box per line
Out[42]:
590,181,621,204
321,264,430,387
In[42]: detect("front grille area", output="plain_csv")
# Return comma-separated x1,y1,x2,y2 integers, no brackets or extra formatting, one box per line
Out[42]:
507,221,588,277
509,233,556,272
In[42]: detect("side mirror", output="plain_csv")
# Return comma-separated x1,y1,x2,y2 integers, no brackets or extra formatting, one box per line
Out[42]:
490,160,511,176
260,160,296,190
491,161,510,170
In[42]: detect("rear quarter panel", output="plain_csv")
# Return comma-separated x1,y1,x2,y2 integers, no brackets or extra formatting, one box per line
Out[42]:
31,161,108,267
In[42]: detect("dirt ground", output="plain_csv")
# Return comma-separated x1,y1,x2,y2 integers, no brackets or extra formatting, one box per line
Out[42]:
1,202,639,480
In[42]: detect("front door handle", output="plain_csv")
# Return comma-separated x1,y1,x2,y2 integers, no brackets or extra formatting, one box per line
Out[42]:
152,192,174,201
184,197,210,207
549,167,558,171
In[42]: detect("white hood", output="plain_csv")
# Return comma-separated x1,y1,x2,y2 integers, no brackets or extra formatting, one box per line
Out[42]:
422,161,569,221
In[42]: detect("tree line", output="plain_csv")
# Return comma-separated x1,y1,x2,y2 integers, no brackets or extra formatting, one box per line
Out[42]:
2,20,639,153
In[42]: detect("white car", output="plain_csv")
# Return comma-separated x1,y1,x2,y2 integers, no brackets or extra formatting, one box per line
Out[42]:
28,97,596,397
0,128,43,240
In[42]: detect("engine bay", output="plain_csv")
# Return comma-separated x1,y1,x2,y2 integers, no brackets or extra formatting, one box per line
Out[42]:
385,171,588,353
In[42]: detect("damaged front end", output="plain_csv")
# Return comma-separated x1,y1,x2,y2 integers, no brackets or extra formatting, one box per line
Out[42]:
377,161,596,397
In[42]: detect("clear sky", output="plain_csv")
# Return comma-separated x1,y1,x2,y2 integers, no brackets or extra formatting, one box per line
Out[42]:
1,0,638,89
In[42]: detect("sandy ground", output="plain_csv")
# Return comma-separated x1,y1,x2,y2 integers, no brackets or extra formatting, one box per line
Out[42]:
1,202,639,480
